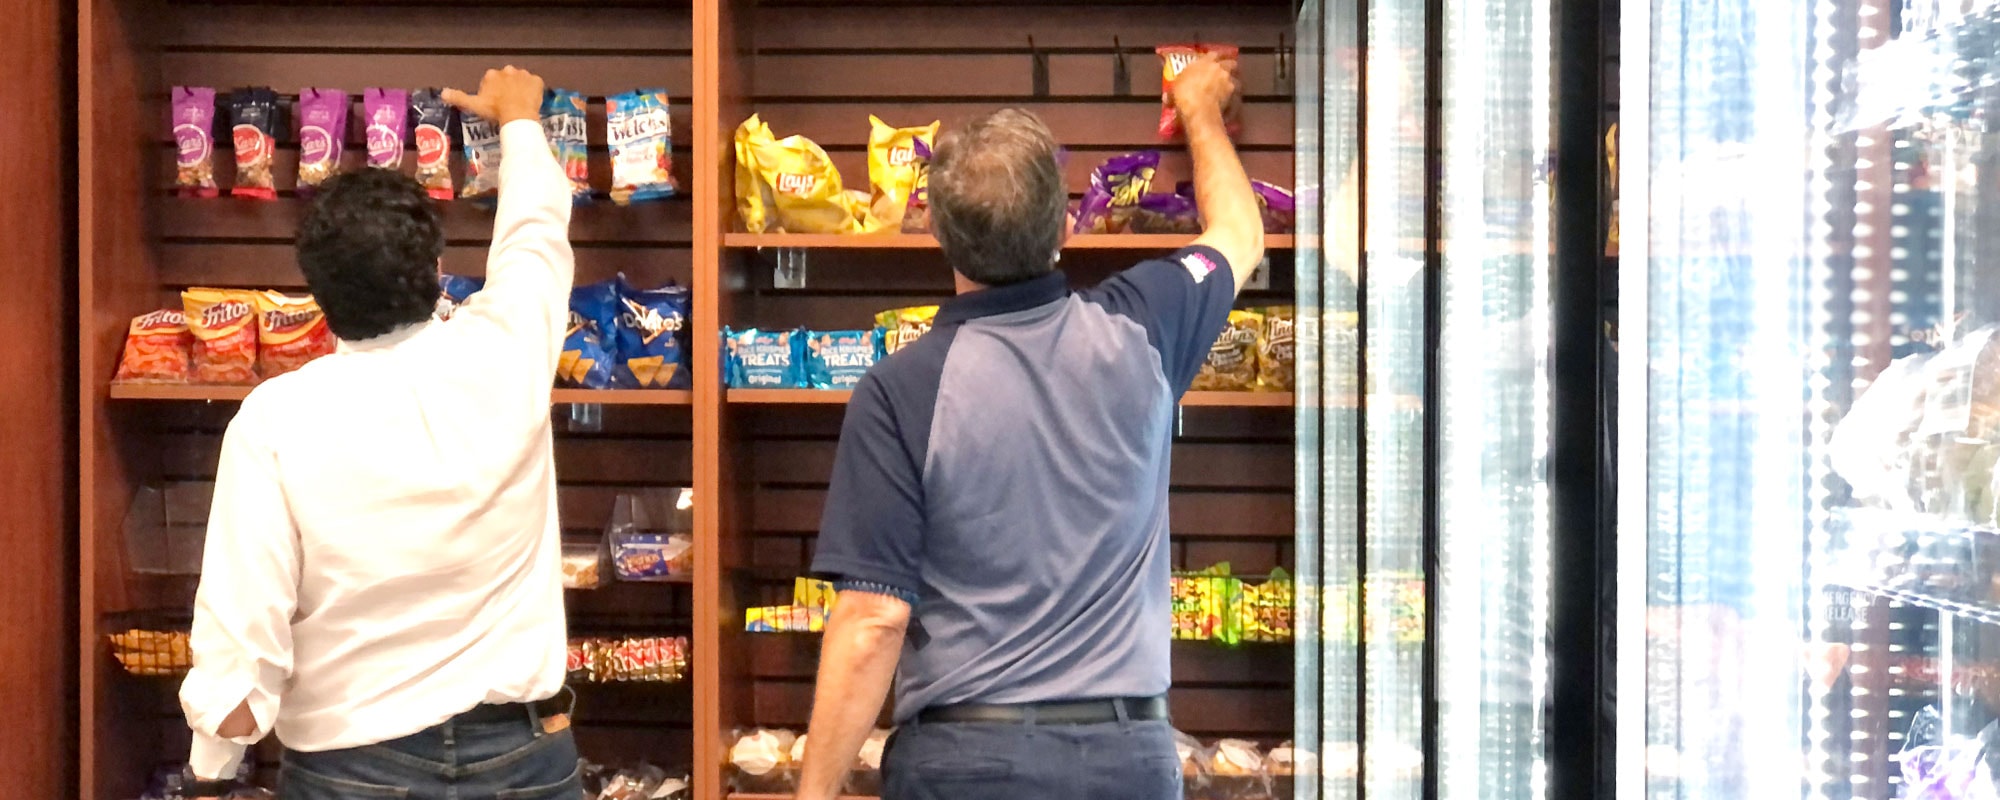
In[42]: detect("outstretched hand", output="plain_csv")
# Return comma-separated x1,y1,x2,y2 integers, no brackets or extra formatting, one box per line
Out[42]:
441,66,546,127
1170,54,1241,130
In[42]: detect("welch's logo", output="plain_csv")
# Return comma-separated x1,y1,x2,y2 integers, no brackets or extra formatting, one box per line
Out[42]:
609,109,669,144
775,173,818,196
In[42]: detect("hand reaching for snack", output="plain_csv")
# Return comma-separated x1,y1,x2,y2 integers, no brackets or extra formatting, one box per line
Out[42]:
442,66,546,127
1170,54,1241,130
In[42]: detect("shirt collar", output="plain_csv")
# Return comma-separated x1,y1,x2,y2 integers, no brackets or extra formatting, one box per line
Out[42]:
933,271,1069,326
337,318,435,353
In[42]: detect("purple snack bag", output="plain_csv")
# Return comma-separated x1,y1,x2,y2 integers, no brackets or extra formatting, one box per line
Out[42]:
1073,150,1160,234
171,87,218,198
363,88,408,169
1128,192,1201,234
296,88,349,194
1174,179,1296,233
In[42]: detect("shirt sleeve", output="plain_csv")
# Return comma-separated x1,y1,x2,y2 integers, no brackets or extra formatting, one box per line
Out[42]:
811,373,925,596
1078,245,1238,395
180,402,301,779
453,119,576,374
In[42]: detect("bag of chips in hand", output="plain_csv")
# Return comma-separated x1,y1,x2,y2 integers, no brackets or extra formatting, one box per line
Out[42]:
410,89,456,200
1191,309,1263,391
561,281,621,389
183,288,261,385
543,89,592,204
228,88,281,200
255,292,337,379
113,310,193,384
806,329,884,390
613,279,691,389
607,89,679,205
868,115,940,230
1158,43,1243,140
171,87,218,197
362,88,408,169
734,114,874,234
295,88,348,195
1074,151,1159,234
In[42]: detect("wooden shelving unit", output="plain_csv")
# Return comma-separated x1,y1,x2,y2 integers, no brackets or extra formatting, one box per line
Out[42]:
79,1,1301,798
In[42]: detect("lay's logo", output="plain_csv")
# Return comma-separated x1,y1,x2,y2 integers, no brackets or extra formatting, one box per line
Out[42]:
775,173,818,196
203,301,251,329
888,146,916,168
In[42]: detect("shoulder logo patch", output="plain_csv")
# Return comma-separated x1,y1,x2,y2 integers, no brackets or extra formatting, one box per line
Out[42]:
1181,251,1219,283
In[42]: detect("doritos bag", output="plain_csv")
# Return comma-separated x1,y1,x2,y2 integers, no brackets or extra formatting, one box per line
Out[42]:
436,274,485,320
867,115,940,230
255,292,336,379
112,310,193,384
182,288,260,385
734,114,874,234
613,279,691,389
561,281,620,389
1190,309,1263,391
1158,43,1243,139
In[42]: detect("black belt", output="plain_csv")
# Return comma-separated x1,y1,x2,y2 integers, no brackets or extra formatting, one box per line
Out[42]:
918,695,1168,725
456,694,570,725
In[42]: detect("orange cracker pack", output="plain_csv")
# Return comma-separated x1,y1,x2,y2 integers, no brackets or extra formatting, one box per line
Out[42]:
112,309,193,384
1158,43,1243,139
182,288,260,386
255,292,337,379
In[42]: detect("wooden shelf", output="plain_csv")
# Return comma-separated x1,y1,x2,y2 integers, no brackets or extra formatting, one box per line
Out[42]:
728,388,855,404
109,385,692,406
725,233,1296,251
1183,391,1293,407
731,795,874,800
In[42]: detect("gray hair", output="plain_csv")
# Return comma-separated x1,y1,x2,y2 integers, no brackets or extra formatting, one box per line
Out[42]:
928,109,1067,286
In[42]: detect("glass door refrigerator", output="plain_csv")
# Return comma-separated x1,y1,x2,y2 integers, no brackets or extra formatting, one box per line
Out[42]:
1622,0,2000,797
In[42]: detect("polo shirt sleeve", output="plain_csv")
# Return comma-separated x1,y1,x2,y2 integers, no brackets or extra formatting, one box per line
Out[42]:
1079,245,1237,395
812,371,925,596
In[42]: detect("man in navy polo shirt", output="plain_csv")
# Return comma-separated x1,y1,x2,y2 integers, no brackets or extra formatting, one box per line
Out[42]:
795,54,1265,800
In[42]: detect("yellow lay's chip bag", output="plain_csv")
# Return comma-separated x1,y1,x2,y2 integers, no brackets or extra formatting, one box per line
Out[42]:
735,114,875,234
874,305,939,355
867,115,940,230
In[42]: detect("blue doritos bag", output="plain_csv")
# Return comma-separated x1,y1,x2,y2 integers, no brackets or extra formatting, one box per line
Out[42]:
614,279,691,389
805,329,883,389
561,280,620,389
436,274,485,320
723,327,806,388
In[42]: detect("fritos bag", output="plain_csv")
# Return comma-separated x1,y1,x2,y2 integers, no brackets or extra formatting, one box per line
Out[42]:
363,88,408,169
867,115,939,229
734,114,874,234
410,89,455,200
227,88,281,200
255,292,336,379
608,89,679,206
112,310,193,384
171,87,218,198
543,89,592,204
1158,43,1243,139
1258,306,1294,391
295,88,348,194
182,288,260,385
1190,309,1263,391
562,281,621,389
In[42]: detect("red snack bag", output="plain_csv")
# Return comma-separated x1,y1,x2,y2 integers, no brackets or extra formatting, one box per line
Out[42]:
1158,43,1242,139
255,292,337,378
112,309,193,384
182,288,260,385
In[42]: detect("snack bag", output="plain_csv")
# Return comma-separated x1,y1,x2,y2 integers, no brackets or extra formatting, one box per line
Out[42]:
543,89,592,203
735,115,873,234
436,273,485,320
295,88,348,194
1074,151,1160,234
874,305,938,355
867,115,940,229
1191,310,1263,391
112,310,193,384
227,88,281,200
362,88,408,169
1158,43,1243,139
1258,306,1294,391
410,89,456,200
723,328,807,388
254,292,336,379
806,329,883,389
1253,180,1296,233
1127,193,1200,234
607,89,679,205
613,280,691,389
182,288,260,385
171,87,218,197
561,281,621,389
460,108,504,202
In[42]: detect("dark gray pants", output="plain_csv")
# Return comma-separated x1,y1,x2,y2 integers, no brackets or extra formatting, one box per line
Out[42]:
884,717,1183,800
278,705,579,800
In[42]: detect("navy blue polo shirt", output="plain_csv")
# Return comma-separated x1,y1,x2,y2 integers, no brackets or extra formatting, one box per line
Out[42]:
812,246,1237,721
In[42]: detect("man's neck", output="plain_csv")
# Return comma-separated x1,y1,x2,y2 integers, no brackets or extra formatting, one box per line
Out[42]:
953,272,987,295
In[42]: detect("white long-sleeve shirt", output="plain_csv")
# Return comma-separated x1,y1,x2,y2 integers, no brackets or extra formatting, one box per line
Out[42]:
180,119,575,779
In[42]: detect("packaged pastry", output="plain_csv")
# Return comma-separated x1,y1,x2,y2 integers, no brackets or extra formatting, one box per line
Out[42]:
612,280,691,389
1074,151,1160,234
1211,739,1272,800
1174,729,1214,799
848,729,892,796
1127,192,1201,234
723,328,807,389
611,533,693,581
295,88,348,194
542,89,592,204
436,274,485,321
561,539,607,590
460,109,504,202
227,87,281,200
362,88,408,169
874,305,938,355
113,310,193,384
729,729,798,795
1191,310,1264,391
734,114,874,234
867,115,940,229
1157,43,1243,139
183,288,261,385
254,292,336,379
171,87,218,197
562,281,621,389
1257,306,1294,391
806,329,883,389
607,89,679,205
900,138,935,233
410,89,456,200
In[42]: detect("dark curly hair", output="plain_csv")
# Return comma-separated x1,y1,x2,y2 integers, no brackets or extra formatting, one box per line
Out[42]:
296,169,445,341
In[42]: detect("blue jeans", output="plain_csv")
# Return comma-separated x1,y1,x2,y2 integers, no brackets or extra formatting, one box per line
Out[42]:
278,704,580,800
882,718,1183,800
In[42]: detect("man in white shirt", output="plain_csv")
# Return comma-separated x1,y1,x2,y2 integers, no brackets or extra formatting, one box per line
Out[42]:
178,66,582,800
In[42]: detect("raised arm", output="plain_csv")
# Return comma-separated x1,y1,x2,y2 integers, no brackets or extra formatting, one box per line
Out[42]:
1176,55,1266,293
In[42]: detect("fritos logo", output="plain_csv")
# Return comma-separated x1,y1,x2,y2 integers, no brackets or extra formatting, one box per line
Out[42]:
775,173,818,195
203,301,250,329
264,307,319,333
137,309,184,329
